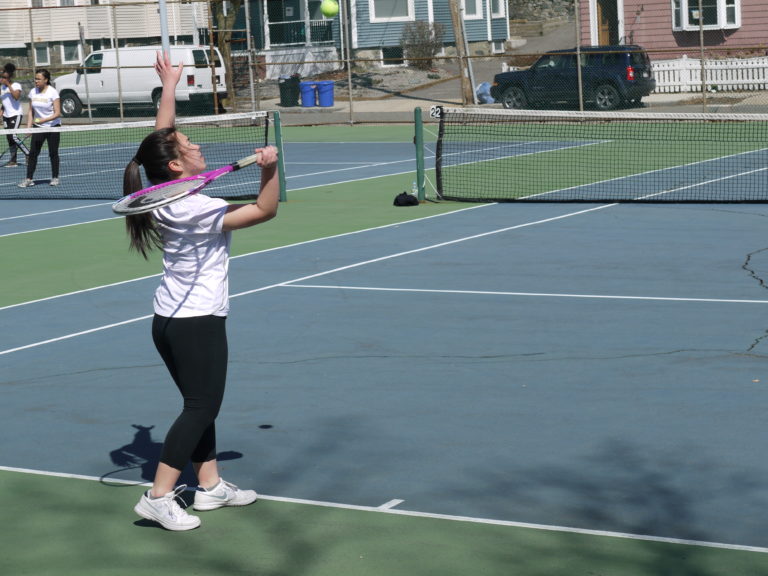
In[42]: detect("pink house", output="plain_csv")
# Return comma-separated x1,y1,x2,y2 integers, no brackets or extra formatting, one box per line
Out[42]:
580,0,768,55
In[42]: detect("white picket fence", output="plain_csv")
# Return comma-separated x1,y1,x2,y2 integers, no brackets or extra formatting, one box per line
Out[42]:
653,55,768,93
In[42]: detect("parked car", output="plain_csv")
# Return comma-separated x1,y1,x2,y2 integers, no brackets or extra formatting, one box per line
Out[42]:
491,45,656,111
54,45,227,117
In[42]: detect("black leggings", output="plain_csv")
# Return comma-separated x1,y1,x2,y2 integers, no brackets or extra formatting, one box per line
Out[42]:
27,130,60,179
152,314,228,471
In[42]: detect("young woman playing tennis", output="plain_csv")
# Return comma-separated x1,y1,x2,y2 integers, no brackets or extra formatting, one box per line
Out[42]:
123,52,279,531
1,62,30,167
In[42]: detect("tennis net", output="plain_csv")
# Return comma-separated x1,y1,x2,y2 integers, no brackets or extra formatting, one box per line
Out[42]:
435,107,768,203
0,111,269,200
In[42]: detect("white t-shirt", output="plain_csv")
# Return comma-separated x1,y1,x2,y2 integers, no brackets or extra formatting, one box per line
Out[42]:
27,85,61,126
1,82,23,117
153,194,232,318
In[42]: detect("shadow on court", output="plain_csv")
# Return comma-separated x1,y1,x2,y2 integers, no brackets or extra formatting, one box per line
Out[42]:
2,426,766,575
102,424,243,487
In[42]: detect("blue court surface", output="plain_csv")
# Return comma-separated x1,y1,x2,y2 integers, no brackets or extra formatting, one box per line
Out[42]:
5,118,768,569
4,190,768,555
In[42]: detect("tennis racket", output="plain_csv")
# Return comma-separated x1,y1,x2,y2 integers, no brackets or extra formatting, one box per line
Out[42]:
112,152,262,215
0,134,30,164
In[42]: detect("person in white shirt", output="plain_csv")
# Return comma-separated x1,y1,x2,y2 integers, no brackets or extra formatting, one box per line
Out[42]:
18,69,61,188
0,62,30,168
121,51,280,531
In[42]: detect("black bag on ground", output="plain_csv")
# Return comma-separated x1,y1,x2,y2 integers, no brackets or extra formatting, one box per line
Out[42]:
393,192,419,206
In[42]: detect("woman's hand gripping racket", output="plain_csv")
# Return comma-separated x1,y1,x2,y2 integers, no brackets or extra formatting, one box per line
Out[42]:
112,152,262,215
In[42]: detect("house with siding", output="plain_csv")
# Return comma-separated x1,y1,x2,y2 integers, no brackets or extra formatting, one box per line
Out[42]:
0,0,510,80
580,0,768,55
244,0,510,77
579,0,768,92
0,0,206,70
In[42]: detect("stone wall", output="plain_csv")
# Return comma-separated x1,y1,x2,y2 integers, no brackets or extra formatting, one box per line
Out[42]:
508,0,573,22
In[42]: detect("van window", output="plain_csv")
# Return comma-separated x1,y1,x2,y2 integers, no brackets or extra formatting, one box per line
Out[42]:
192,49,222,69
84,52,103,74
193,50,207,69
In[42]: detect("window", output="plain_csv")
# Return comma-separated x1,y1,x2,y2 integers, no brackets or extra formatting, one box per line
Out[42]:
490,0,505,18
61,41,81,64
381,46,404,67
60,0,75,6
463,0,481,18
533,54,576,71
370,0,412,22
672,0,740,31
83,52,102,74
31,0,44,8
35,44,50,66
193,50,207,69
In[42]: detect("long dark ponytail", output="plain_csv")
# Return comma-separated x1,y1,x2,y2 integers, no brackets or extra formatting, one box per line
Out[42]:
122,127,182,259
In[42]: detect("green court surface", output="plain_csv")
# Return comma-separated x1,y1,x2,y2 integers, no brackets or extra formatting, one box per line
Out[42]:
2,469,766,576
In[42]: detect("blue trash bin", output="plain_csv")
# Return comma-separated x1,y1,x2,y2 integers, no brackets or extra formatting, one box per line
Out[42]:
317,80,335,107
300,81,317,107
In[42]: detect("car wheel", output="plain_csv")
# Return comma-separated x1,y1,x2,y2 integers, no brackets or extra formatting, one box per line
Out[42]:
594,84,621,111
500,86,527,109
60,92,83,117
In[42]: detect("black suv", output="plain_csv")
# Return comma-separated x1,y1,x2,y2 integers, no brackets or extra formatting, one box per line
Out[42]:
491,45,656,111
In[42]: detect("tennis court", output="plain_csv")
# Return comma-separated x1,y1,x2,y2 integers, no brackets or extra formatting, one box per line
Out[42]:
2,114,768,575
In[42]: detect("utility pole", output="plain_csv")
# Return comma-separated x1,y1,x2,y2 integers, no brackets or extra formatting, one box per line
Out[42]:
449,0,474,105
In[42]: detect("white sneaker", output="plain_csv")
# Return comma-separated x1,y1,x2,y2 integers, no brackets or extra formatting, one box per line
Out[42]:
193,478,257,511
134,485,201,531
49,177,60,186
17,178,34,188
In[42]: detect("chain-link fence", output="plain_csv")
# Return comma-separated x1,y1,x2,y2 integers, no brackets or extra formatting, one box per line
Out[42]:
2,1,767,123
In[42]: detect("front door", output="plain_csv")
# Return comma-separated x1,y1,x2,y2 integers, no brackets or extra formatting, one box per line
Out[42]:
597,0,619,45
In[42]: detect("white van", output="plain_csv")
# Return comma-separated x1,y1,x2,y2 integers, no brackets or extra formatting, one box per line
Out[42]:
53,45,227,117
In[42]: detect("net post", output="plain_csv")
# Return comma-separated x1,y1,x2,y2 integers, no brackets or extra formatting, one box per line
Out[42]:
273,111,287,202
434,106,445,200
414,107,425,202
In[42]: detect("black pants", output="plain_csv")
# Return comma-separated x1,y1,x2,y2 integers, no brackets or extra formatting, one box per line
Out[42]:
152,314,228,471
3,115,29,162
27,129,60,179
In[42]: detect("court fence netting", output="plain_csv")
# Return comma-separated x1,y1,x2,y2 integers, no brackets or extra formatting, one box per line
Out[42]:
0,111,271,200
433,107,768,203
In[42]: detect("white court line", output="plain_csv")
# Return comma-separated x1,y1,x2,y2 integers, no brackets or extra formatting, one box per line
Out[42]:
284,284,768,305
0,202,113,222
637,166,768,201
284,155,421,180
0,204,602,355
0,153,424,230
0,464,766,554
378,499,405,510
231,204,616,298
0,204,490,314
0,217,119,238
0,316,153,356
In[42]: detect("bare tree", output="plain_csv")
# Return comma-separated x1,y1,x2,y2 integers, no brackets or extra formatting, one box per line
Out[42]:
209,0,243,108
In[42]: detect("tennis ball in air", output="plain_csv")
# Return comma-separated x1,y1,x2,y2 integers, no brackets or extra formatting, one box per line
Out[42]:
35,118,41,124
320,0,339,17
